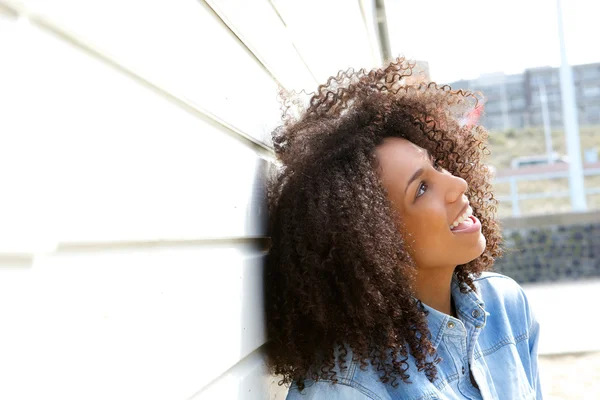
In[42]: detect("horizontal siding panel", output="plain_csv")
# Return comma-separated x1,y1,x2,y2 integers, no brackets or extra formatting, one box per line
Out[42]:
193,348,288,400
17,0,282,145
0,244,267,399
206,0,317,92
271,0,377,83
0,21,268,245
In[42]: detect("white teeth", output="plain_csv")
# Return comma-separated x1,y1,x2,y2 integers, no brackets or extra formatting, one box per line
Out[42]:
450,207,473,229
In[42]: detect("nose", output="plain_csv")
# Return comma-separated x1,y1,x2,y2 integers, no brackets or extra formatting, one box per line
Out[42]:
444,173,468,203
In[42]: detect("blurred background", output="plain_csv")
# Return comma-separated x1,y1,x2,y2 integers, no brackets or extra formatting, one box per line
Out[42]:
0,0,598,399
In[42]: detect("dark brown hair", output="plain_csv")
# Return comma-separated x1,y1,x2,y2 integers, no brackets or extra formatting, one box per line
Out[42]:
264,57,502,390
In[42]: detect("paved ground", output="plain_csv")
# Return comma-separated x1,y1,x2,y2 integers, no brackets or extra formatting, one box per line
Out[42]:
523,280,600,399
539,352,600,399
523,280,600,355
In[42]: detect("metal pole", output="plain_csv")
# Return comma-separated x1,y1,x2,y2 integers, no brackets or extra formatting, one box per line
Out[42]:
510,177,521,217
501,78,510,131
357,0,384,66
538,80,555,163
556,0,587,211
374,0,391,63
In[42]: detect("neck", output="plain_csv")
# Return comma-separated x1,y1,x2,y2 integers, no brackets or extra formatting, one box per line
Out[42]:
414,267,455,316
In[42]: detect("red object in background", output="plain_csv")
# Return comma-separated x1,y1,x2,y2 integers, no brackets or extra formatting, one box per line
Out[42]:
464,103,484,126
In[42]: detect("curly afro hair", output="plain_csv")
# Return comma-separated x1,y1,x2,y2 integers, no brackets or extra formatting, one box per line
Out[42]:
263,57,502,390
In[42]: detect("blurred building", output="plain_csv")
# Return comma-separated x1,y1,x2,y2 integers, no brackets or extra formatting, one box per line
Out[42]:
448,62,600,131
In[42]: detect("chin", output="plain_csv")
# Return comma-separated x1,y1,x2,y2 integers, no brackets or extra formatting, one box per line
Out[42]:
472,234,488,261
459,235,487,266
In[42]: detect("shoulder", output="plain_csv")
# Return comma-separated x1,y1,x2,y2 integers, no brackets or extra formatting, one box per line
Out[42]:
286,348,390,400
474,271,525,297
286,379,385,400
286,362,391,400
286,351,444,400
474,272,536,330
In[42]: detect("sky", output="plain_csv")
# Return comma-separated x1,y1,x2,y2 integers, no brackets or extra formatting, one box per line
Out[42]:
385,0,600,83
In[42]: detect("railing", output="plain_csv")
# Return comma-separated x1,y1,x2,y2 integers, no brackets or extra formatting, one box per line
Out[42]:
494,162,600,216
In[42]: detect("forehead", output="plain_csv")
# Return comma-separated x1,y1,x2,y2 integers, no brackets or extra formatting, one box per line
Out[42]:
375,137,429,176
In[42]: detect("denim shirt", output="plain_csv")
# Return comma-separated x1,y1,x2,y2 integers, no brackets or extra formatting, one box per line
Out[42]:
286,272,542,399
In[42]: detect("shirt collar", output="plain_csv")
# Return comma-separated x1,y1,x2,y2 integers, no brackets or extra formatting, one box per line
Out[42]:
419,274,489,348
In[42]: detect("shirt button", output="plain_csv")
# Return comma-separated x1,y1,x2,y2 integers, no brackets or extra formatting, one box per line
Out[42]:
462,366,465,375
447,321,455,329
472,309,481,318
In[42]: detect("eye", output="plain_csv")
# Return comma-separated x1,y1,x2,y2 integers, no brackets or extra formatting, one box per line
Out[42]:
416,181,428,198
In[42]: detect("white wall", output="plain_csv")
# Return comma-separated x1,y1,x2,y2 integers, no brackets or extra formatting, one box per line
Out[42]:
0,1,377,399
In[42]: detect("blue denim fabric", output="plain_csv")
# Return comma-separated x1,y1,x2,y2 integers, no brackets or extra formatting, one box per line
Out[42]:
286,272,542,399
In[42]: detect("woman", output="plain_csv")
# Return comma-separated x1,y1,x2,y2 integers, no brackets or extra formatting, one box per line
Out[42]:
264,58,541,399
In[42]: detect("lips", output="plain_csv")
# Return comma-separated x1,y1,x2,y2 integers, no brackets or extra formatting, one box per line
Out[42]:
451,214,482,234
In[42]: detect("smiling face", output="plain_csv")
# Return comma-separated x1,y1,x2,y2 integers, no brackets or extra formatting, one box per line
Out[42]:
375,137,486,270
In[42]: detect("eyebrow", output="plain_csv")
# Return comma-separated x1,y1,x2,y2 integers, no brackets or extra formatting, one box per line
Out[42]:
405,167,426,196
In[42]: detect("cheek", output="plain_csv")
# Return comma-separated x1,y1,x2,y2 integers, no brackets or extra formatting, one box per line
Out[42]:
404,209,449,250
